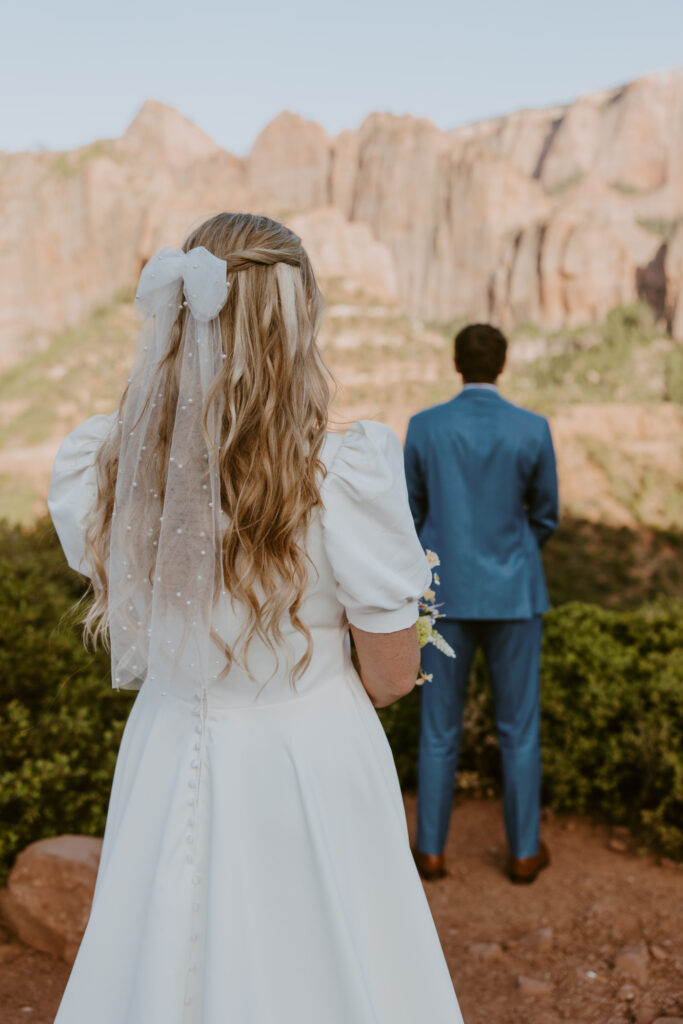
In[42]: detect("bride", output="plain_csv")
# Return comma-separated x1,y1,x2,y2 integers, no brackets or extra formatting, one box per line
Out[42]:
48,212,464,1023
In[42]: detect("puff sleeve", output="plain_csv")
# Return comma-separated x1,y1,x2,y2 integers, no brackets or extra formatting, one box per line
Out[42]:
47,413,116,576
321,420,432,633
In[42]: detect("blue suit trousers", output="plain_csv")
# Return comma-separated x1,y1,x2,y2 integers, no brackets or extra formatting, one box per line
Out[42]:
416,617,543,859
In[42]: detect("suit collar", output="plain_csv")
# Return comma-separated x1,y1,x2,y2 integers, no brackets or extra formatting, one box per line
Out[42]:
462,383,499,392
453,387,503,402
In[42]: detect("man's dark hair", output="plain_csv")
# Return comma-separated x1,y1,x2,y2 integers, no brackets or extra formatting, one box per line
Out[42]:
454,323,508,383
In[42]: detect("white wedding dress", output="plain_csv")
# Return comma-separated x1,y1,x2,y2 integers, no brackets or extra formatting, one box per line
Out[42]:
48,414,464,1024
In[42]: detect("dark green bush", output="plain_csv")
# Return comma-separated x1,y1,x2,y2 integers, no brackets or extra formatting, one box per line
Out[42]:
540,601,683,857
0,520,134,884
0,519,681,884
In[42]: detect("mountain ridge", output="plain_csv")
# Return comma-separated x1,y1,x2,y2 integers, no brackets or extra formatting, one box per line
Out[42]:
0,67,682,367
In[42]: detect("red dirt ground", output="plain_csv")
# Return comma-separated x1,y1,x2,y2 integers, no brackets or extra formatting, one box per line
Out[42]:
0,795,681,1024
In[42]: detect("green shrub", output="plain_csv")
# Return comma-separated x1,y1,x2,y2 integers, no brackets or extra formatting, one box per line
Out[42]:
379,600,683,859
540,601,683,857
543,173,584,197
504,302,668,411
0,520,681,884
665,344,683,404
0,519,133,884
636,216,681,240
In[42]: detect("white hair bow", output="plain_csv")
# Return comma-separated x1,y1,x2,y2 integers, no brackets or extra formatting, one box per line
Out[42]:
111,244,229,697
134,246,229,323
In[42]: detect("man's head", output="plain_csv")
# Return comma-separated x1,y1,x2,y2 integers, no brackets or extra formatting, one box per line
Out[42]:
454,323,507,384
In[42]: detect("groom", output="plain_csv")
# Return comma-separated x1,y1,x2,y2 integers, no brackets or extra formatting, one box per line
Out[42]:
404,323,558,884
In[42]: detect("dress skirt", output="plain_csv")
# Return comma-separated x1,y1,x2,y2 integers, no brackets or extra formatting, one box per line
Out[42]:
55,668,463,1024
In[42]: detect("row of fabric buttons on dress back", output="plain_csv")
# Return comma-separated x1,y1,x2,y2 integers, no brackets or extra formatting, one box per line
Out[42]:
182,687,208,1016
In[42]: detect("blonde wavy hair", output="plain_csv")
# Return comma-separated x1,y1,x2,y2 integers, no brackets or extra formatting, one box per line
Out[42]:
83,212,333,682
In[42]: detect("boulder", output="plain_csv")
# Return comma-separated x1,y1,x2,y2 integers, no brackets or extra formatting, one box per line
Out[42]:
1,835,102,964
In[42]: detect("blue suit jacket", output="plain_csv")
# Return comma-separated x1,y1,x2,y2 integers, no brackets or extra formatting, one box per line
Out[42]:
404,388,559,620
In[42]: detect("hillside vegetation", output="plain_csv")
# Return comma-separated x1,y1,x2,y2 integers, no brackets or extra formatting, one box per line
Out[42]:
0,518,681,887
0,296,681,530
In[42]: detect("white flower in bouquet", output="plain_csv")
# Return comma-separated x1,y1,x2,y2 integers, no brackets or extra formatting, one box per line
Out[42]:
416,550,455,684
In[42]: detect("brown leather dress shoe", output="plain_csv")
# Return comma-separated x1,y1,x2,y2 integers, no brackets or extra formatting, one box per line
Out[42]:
413,847,447,881
508,841,550,884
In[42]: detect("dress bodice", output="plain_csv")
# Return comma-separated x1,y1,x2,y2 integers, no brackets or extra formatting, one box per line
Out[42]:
48,417,431,708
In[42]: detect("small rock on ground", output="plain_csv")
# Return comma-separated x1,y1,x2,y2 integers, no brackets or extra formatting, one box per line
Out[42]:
614,942,649,987
517,976,555,996
467,941,503,960
636,996,660,1024
0,943,23,965
505,926,554,952
612,826,631,840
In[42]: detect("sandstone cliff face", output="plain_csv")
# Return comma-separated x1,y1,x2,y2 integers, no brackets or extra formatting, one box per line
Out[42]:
665,223,683,339
248,111,332,211
288,207,398,300
491,179,661,329
1,68,683,364
0,103,247,367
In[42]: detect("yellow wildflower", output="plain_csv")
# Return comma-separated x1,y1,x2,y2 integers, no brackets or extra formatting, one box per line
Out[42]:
416,615,432,648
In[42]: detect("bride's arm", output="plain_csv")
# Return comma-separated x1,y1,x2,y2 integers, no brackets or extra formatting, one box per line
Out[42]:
350,624,420,708
322,421,431,709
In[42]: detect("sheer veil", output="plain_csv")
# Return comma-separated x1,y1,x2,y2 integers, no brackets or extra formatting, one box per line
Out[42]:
107,245,229,699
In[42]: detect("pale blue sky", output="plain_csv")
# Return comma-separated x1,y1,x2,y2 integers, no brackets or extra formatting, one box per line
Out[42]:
2,0,682,156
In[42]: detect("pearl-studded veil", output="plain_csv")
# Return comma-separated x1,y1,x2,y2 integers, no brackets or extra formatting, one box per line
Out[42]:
108,246,229,696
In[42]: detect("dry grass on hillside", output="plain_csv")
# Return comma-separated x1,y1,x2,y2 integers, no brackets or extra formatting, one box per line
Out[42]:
0,292,681,532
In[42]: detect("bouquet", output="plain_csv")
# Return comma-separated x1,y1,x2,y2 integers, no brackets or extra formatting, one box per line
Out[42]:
416,549,455,684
